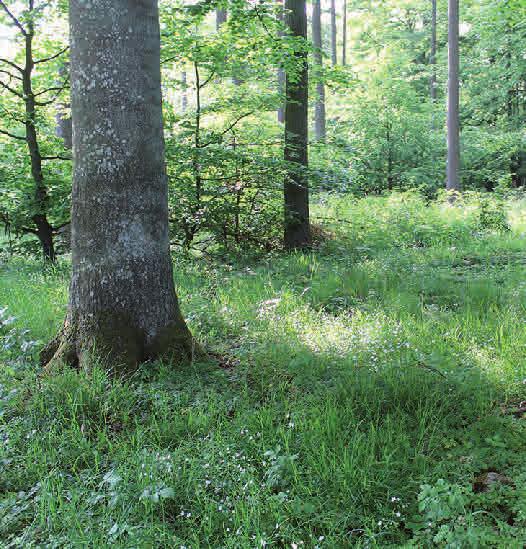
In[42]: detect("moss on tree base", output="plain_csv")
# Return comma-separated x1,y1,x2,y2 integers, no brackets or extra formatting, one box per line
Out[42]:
40,312,202,376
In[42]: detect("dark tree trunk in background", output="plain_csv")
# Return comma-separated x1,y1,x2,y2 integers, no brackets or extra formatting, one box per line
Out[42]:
342,0,347,66
446,0,460,192
330,0,337,66
42,0,196,372
284,0,311,249
312,0,326,142
430,0,437,102
55,63,72,149
277,0,285,123
23,7,56,261
216,8,227,30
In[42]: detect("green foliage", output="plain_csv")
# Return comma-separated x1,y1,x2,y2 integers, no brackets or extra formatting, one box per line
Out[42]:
407,478,526,547
2,194,526,546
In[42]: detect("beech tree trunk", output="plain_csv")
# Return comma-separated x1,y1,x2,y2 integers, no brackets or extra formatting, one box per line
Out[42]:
284,0,311,249
312,0,326,142
330,0,337,66
446,0,460,192
42,0,196,373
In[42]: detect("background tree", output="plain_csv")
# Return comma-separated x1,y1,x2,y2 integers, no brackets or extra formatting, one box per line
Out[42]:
330,0,337,66
342,0,347,66
42,0,195,372
0,0,70,261
446,0,460,192
430,0,437,103
284,0,311,249
312,0,326,142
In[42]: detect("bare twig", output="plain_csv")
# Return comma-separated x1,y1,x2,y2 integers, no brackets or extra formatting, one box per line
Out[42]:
0,0,27,36
34,46,69,65
0,69,21,81
200,111,254,148
0,79,23,98
0,58,24,74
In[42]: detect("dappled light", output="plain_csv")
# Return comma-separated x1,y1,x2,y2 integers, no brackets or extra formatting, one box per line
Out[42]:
1,0,526,546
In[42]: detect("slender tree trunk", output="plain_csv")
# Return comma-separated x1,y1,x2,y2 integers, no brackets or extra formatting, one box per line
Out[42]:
430,0,437,102
181,71,188,113
284,0,311,249
330,0,337,66
216,8,227,30
55,63,72,150
446,0,460,192
22,7,56,262
312,0,326,142
277,0,285,123
342,0,347,66
42,0,196,372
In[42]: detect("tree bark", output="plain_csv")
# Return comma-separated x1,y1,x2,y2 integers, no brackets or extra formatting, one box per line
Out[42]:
330,0,337,66
42,0,196,373
342,0,347,66
430,0,437,102
55,63,72,150
312,0,326,142
446,0,460,192
284,0,311,250
216,8,227,31
23,7,56,261
277,0,285,123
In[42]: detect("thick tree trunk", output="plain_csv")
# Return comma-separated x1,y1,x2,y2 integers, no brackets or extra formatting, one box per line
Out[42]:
430,0,437,102
284,0,311,250
330,0,337,66
446,0,460,192
42,0,196,373
342,0,347,66
312,0,326,142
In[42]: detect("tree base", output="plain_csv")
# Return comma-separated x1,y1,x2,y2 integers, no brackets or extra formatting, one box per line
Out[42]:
40,315,202,375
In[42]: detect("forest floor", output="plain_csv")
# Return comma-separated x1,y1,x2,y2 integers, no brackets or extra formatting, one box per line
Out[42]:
1,192,526,547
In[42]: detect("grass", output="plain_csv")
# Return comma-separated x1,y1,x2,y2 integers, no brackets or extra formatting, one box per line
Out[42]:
1,191,526,547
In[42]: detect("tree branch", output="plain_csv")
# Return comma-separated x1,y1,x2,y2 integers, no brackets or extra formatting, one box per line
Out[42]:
34,77,69,106
0,69,21,81
52,220,70,232
41,155,71,161
0,79,23,98
200,111,254,148
34,83,68,97
0,58,24,74
0,0,27,36
0,127,26,141
34,46,69,65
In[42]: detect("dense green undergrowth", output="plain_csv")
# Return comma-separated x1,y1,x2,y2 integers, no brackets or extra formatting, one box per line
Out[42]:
1,192,526,547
